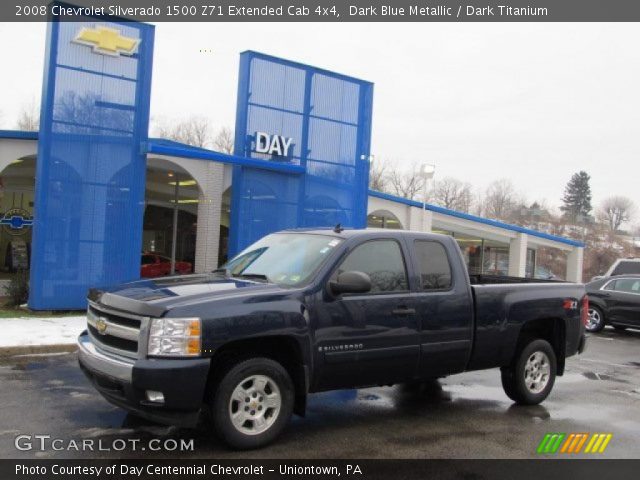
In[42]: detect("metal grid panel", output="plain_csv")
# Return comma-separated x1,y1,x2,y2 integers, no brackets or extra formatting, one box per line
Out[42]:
311,73,360,124
29,19,154,310
307,117,357,165
234,169,302,246
230,51,373,256
246,104,304,163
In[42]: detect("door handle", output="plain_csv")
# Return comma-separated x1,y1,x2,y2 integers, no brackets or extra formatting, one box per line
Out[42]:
392,306,416,316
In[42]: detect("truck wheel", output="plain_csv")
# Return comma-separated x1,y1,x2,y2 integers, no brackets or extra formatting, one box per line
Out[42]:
586,306,605,332
501,339,556,405
211,357,294,449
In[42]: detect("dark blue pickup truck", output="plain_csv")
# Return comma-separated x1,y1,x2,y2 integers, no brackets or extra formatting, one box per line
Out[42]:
78,228,587,448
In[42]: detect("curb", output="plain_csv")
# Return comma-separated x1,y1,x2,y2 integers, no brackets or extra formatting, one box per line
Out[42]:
0,344,78,357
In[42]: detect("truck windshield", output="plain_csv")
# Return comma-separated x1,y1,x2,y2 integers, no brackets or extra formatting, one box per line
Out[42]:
221,233,343,287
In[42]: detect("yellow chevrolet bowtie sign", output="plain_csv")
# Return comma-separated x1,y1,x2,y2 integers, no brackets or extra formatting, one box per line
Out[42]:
73,26,140,57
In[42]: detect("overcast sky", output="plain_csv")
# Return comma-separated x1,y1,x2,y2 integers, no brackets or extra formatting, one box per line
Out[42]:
1,22,639,216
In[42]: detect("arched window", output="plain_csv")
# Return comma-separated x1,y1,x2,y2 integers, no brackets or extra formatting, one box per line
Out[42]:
367,209,404,230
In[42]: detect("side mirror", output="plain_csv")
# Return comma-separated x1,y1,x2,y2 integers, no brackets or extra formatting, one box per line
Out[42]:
329,271,372,295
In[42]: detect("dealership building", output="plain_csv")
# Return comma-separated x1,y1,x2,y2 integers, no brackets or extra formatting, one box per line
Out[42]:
0,19,584,310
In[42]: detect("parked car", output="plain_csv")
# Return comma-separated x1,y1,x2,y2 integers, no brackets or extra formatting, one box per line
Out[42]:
79,229,586,449
591,258,640,281
141,253,192,278
585,274,640,332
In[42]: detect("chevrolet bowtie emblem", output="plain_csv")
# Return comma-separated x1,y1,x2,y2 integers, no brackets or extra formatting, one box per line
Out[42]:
96,317,108,335
73,26,140,57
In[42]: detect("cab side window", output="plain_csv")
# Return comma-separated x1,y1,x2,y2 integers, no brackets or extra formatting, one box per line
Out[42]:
337,240,408,293
414,241,453,290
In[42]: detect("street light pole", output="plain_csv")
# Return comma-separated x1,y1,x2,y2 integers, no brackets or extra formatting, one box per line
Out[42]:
419,163,436,232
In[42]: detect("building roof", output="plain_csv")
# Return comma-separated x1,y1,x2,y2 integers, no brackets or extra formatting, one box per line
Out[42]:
0,129,38,140
368,190,585,248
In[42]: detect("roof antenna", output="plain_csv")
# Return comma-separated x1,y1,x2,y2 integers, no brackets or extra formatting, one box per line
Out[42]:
333,223,344,233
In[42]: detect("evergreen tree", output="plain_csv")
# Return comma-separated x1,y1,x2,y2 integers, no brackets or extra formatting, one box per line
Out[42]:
560,171,592,222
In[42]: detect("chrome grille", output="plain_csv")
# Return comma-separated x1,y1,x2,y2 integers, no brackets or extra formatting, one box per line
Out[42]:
87,302,144,359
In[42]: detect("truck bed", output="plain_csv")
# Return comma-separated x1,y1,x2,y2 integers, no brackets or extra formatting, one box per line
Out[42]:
467,279,585,372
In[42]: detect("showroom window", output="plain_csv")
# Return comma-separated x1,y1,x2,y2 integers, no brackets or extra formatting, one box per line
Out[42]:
0,156,35,284
367,210,404,229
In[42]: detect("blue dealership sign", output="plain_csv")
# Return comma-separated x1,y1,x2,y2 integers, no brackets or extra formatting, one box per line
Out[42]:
230,51,374,255
29,13,154,309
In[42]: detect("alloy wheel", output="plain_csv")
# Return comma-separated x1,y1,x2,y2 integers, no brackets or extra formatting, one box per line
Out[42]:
228,375,282,436
524,351,551,394
586,308,602,331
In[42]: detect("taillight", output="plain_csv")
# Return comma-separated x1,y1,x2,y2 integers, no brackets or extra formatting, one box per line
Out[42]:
581,295,589,326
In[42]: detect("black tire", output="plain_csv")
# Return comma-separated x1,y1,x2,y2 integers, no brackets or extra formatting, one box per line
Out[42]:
210,357,294,449
613,325,627,331
501,339,557,405
586,306,606,333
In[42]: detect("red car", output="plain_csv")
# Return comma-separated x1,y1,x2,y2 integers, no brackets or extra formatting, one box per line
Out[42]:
141,253,192,278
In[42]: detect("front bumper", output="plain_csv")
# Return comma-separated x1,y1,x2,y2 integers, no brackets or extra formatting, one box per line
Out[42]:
77,332,210,427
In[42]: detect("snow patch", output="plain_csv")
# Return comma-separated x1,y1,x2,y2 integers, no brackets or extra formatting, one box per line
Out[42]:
0,316,86,347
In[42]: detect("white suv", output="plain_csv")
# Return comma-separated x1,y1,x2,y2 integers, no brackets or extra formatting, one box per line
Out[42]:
592,258,640,281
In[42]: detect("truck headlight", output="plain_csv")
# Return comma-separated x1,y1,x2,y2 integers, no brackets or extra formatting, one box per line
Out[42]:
148,318,201,357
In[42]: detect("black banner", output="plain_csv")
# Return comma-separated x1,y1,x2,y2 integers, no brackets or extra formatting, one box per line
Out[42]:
4,0,640,22
3,460,640,480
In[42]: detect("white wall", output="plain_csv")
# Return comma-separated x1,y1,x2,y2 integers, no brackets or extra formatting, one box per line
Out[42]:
0,138,37,173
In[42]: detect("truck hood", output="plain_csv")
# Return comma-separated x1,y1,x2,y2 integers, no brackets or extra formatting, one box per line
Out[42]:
89,274,290,316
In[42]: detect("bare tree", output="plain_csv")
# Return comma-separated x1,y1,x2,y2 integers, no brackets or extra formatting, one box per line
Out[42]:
16,101,40,131
483,179,518,221
433,177,473,212
54,91,130,133
368,157,389,192
472,191,486,216
585,243,623,279
155,116,212,148
598,196,636,232
387,161,426,201
213,127,234,154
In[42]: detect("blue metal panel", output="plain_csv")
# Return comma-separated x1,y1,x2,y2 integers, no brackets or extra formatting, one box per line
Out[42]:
230,51,374,255
29,17,154,310
144,139,306,174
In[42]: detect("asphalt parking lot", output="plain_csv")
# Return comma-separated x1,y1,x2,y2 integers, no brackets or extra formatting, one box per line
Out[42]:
1,327,639,459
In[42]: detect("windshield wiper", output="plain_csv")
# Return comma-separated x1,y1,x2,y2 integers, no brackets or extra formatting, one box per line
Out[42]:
212,268,231,278
236,273,270,283
212,269,270,283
